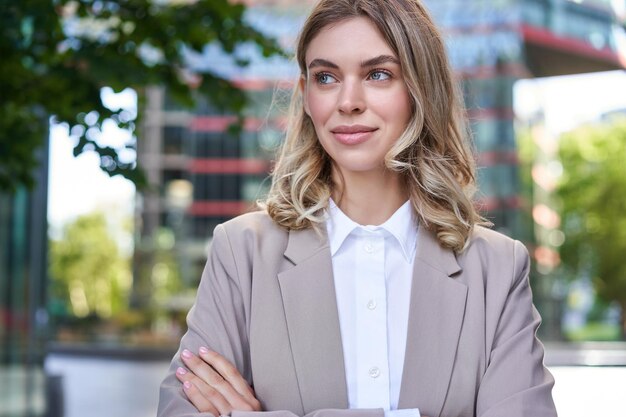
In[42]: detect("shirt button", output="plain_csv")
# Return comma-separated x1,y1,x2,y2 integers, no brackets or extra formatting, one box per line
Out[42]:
367,299,377,310
369,367,380,378
364,243,374,253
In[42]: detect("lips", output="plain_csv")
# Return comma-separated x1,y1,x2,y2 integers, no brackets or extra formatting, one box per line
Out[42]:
330,125,378,145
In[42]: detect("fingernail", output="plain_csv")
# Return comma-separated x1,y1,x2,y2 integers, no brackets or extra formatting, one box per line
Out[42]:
183,380,192,389
182,349,192,359
176,367,187,375
199,346,209,355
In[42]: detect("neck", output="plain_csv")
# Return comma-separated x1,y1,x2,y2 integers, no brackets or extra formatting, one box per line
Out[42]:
332,168,408,226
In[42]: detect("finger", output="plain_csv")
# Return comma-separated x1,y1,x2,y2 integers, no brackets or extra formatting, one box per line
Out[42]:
181,349,224,387
181,350,255,412
194,348,260,411
181,380,220,416
199,347,257,402
179,368,234,416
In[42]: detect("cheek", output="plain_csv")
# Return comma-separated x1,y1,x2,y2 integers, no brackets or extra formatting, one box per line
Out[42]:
379,89,412,128
305,91,333,126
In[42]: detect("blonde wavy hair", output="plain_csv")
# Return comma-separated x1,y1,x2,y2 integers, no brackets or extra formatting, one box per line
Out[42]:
263,0,484,252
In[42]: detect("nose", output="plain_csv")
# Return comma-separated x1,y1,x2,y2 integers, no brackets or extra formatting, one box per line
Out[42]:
337,78,365,114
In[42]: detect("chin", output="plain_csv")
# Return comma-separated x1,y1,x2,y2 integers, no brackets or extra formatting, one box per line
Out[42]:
334,161,386,175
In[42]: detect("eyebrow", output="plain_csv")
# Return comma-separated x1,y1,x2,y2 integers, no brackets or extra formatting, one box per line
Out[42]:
308,58,339,70
361,55,400,67
307,54,400,70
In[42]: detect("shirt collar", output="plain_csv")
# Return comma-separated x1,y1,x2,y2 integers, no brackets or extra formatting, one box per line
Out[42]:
326,199,418,262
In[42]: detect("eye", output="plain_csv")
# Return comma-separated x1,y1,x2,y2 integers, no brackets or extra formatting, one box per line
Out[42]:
314,72,338,85
369,70,391,81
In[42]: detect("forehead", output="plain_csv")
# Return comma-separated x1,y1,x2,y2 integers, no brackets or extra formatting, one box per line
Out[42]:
304,17,396,65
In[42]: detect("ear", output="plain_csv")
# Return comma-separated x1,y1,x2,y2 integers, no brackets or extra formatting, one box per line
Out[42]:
299,75,310,116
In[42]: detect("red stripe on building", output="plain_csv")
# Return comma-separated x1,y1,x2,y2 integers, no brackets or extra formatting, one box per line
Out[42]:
475,195,522,211
189,158,270,174
190,116,288,132
189,201,252,216
190,117,262,132
477,151,519,166
232,79,273,91
230,79,296,91
467,108,515,120
521,24,623,66
458,62,532,79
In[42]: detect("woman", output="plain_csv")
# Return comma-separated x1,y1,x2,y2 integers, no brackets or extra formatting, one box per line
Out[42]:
158,1,557,416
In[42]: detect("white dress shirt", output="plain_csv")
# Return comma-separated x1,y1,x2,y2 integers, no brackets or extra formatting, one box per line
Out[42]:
326,200,420,417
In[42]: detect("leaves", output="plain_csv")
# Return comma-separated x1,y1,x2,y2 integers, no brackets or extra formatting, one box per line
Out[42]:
556,119,626,332
49,212,132,318
0,0,284,192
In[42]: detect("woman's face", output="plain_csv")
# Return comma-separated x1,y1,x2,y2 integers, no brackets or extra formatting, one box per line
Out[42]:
302,17,412,178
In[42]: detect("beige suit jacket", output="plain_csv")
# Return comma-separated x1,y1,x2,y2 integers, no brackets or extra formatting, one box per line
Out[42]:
158,211,557,417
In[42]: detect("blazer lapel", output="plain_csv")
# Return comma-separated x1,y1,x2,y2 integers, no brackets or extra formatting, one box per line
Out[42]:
398,225,468,417
277,227,349,414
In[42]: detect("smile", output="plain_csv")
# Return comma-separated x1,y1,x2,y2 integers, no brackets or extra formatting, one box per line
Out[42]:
330,125,378,145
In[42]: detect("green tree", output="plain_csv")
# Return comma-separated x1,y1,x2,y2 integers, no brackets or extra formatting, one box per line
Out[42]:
557,118,626,338
49,212,131,318
0,0,282,191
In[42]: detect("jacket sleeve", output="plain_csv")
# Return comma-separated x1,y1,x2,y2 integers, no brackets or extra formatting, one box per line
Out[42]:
476,240,557,417
157,224,385,417
157,223,252,417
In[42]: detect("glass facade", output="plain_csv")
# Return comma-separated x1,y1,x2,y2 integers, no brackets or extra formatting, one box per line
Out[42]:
131,0,625,345
523,0,618,50
0,142,50,416
425,0,526,236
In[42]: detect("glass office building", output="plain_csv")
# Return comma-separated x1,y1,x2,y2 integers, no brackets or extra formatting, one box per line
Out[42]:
0,143,50,416
134,0,625,340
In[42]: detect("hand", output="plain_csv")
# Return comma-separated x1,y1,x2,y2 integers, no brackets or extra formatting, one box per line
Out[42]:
177,347,262,416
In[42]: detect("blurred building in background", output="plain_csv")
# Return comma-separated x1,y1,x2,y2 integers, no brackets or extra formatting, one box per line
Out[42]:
133,0,626,341
0,141,50,416
132,2,306,329
432,0,626,338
